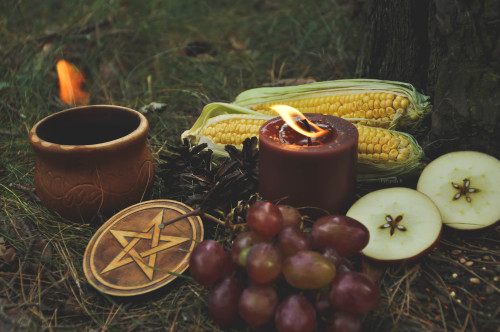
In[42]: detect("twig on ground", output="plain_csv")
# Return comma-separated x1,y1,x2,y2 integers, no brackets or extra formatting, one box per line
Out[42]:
0,101,25,119
9,183,41,202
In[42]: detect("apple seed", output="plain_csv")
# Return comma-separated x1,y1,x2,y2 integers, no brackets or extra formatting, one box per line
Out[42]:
451,178,479,203
379,214,406,236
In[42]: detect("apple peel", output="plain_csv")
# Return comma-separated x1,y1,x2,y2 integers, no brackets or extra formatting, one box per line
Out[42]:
346,187,442,263
417,151,500,230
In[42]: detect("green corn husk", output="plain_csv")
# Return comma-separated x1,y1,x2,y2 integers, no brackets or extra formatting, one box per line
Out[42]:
234,78,431,132
181,102,425,182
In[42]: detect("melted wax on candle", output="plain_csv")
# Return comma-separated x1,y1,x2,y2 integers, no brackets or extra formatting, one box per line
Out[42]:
278,120,336,146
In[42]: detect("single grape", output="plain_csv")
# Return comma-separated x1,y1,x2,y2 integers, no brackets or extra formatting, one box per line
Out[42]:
282,250,335,290
278,226,312,258
329,271,381,314
246,242,282,284
311,215,369,256
231,231,270,265
325,312,362,332
189,240,226,287
238,284,279,326
275,294,316,332
208,277,243,326
246,201,284,237
278,204,302,227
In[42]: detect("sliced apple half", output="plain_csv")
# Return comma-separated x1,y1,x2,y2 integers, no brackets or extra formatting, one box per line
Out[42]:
346,187,442,263
417,151,500,230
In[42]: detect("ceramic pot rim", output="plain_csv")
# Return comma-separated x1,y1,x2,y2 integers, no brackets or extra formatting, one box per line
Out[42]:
29,105,149,154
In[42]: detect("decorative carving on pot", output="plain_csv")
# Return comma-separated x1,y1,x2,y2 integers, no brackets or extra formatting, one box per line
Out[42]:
29,105,155,222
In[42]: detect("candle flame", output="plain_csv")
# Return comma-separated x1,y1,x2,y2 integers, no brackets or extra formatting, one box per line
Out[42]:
270,105,329,138
56,60,89,105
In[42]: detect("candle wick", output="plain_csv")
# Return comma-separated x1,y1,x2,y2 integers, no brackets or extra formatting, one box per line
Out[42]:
301,119,312,132
300,118,313,146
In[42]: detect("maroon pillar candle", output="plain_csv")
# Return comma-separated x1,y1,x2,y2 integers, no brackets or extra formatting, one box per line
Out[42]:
259,113,358,214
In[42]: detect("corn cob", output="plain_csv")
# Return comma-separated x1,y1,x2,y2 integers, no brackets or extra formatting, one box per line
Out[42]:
181,103,424,181
181,102,273,155
354,124,423,181
234,79,431,132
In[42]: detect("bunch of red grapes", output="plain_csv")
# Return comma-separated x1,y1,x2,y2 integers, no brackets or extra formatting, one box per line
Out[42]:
189,200,381,332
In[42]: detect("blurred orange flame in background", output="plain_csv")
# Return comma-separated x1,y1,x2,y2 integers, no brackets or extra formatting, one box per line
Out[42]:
56,60,89,105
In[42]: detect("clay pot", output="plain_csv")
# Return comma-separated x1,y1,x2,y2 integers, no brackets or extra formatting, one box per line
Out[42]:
29,105,155,222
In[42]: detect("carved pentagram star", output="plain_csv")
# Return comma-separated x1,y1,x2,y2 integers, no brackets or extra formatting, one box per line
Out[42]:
101,210,190,280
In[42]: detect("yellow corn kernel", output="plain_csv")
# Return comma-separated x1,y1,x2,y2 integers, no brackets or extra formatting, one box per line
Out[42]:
359,142,367,153
220,133,228,144
388,140,398,149
389,149,399,160
397,153,407,162
393,98,401,109
400,98,409,108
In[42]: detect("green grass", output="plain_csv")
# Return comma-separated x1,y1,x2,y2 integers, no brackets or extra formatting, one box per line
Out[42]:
1,1,498,331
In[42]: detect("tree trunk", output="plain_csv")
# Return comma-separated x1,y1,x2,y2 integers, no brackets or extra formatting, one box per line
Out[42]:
355,0,500,160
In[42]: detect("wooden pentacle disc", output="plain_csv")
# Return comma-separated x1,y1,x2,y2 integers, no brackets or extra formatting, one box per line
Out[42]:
83,199,203,296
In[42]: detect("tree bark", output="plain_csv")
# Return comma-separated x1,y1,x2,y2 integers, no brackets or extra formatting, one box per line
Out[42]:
356,0,500,160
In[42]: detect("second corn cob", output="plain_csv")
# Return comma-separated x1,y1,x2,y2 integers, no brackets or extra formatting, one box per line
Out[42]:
181,103,424,181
